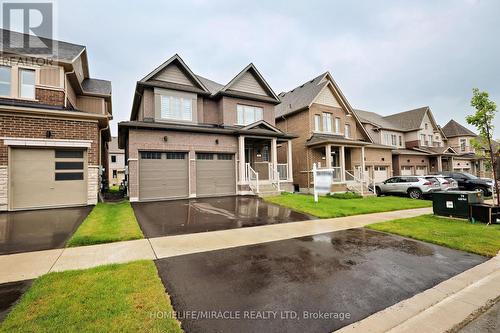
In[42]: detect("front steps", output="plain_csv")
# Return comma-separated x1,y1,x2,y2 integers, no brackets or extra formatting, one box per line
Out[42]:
256,183,282,197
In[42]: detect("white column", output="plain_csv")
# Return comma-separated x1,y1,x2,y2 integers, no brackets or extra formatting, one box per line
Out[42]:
287,139,293,181
340,145,345,181
271,138,277,168
238,136,245,182
361,146,366,179
325,145,332,169
437,156,443,172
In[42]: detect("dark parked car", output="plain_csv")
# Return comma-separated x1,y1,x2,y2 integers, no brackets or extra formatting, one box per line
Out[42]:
439,171,493,196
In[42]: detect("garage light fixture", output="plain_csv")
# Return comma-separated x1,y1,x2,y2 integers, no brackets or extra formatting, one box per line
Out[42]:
215,139,219,144
381,158,385,161
163,136,168,142
407,159,410,163
46,130,52,138
421,160,424,163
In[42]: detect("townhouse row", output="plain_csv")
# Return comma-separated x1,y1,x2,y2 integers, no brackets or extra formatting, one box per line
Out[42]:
0,30,491,211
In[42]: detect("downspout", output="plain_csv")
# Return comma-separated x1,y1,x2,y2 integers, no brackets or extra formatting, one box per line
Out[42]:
63,69,75,109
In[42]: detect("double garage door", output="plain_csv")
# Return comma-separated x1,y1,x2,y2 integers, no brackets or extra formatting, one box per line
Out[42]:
11,148,87,210
139,151,235,201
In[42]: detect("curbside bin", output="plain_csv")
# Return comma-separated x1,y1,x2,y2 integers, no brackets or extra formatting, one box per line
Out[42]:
432,191,483,218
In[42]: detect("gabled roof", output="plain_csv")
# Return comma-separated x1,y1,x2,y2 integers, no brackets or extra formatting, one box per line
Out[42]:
241,120,282,133
218,63,280,102
140,54,210,93
442,119,477,138
355,109,405,132
383,106,430,131
276,72,373,143
275,72,327,117
81,78,111,96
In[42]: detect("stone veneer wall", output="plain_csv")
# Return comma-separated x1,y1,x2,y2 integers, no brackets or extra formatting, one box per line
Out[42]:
87,166,99,205
0,166,7,211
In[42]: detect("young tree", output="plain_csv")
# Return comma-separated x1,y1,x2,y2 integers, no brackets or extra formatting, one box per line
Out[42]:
466,88,499,206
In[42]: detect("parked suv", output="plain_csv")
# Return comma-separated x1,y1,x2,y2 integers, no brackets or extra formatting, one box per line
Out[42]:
375,176,441,199
424,175,458,191
439,171,493,196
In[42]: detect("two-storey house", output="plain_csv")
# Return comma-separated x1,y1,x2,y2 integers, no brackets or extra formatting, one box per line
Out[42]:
108,137,125,187
0,29,111,211
442,119,487,176
118,54,294,201
275,72,384,193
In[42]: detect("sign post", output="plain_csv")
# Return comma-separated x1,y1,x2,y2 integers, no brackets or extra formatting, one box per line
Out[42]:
313,163,333,202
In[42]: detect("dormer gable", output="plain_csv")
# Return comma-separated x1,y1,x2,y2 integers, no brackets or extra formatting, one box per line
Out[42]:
221,64,279,102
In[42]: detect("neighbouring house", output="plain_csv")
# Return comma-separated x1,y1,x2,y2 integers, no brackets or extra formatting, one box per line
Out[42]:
0,29,112,211
108,137,125,187
441,119,489,177
118,54,295,201
275,72,384,193
358,108,489,178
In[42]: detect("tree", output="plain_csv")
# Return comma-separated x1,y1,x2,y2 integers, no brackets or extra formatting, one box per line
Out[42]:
466,88,499,206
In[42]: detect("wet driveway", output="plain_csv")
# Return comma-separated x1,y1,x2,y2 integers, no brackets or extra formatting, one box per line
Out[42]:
155,228,486,333
132,196,311,237
0,206,91,255
0,280,32,322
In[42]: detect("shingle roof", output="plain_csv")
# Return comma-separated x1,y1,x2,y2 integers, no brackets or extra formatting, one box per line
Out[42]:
355,109,403,131
81,78,111,96
275,72,328,117
305,133,371,147
442,119,477,138
0,29,84,63
196,75,224,95
383,106,429,130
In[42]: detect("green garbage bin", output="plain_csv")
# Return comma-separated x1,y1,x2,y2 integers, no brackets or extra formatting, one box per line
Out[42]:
432,191,483,218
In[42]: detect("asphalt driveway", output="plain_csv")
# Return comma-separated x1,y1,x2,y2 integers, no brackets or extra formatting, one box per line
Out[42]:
0,206,91,255
155,228,486,333
132,196,311,237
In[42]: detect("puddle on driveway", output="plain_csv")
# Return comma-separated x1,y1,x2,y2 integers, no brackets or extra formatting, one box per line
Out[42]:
155,228,486,333
132,196,311,237
0,206,91,255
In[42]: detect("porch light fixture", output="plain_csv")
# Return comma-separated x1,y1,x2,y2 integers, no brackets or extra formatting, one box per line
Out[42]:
45,130,52,138
215,139,219,144
381,158,385,161
407,159,410,163
421,160,424,163
163,136,168,142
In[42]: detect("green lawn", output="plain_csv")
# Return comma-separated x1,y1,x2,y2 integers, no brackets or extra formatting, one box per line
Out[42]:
67,201,143,247
264,193,431,218
0,261,183,333
367,214,500,257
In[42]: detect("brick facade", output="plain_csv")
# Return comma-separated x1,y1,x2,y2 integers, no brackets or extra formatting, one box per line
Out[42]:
0,114,99,165
36,88,65,107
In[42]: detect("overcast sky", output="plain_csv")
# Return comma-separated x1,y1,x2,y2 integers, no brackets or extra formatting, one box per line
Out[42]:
54,0,500,137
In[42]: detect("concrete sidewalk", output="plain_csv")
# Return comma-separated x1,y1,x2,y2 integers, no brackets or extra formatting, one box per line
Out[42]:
0,207,432,283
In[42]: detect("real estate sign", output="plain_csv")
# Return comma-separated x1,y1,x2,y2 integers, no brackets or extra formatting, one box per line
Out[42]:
313,163,332,202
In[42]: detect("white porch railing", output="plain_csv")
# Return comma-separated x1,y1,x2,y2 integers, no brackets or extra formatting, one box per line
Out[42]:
277,163,288,180
245,163,259,193
269,163,281,191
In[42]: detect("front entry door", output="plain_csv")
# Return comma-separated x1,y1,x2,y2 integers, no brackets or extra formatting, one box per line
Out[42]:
245,148,253,167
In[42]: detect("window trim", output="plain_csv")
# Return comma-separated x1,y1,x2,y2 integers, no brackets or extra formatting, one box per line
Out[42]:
0,65,11,97
344,124,351,138
322,113,333,133
334,117,341,134
160,94,193,122
19,68,36,100
236,104,264,126
314,114,321,132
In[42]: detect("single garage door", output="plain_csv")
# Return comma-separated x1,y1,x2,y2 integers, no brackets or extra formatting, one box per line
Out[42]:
11,148,87,210
196,153,236,197
401,166,413,176
416,166,427,175
373,166,389,183
139,152,188,201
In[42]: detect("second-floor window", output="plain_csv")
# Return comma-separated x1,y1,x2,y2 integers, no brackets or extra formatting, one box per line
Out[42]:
237,104,263,125
428,135,433,146
420,134,426,146
399,135,403,146
391,134,397,146
460,138,467,151
322,113,332,132
0,66,11,96
345,124,351,138
314,114,321,131
160,95,193,121
19,68,35,99
335,117,341,133
111,155,116,163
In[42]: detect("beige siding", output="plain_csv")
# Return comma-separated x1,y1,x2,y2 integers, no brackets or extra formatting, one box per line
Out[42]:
228,71,267,96
65,78,77,108
39,66,63,88
314,85,341,108
221,96,275,126
153,64,193,86
73,56,84,83
77,96,105,114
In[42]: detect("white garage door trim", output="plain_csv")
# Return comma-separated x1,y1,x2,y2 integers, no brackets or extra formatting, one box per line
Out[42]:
373,165,389,183
401,166,413,176
415,166,428,176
